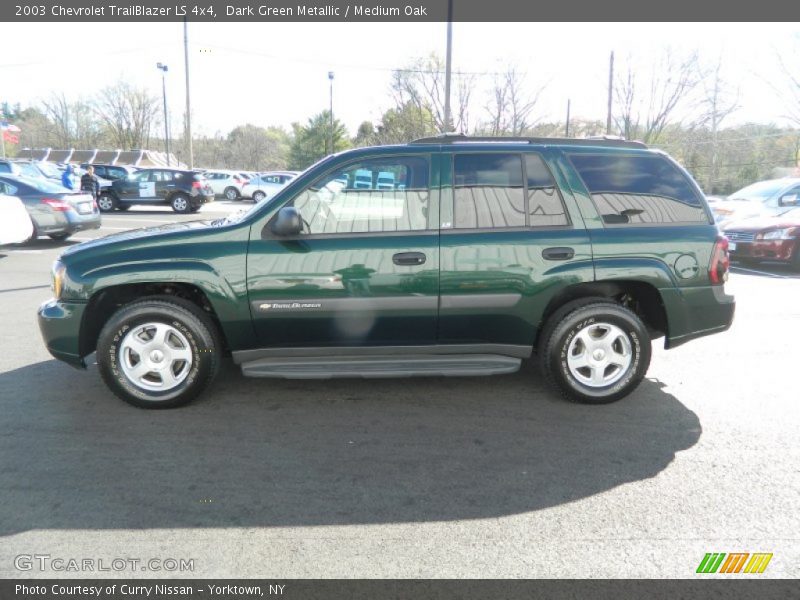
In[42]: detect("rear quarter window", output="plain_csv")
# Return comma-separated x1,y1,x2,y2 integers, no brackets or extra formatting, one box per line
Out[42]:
569,153,708,225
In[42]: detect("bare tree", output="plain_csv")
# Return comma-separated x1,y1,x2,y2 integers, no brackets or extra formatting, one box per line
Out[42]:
614,49,700,144
391,54,474,134
93,81,160,149
484,68,546,136
697,58,739,191
774,38,800,127
42,93,72,147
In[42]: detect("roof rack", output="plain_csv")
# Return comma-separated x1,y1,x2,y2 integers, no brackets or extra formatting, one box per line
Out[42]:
408,133,647,149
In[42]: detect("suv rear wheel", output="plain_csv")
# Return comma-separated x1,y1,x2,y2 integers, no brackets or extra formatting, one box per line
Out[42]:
96,298,221,408
97,193,117,212
170,193,191,213
539,302,651,404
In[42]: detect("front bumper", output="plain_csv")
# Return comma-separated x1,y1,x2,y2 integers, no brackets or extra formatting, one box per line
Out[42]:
662,285,736,349
728,239,798,262
37,299,87,368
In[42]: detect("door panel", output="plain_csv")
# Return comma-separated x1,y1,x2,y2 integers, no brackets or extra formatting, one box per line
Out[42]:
437,150,593,347
247,153,439,349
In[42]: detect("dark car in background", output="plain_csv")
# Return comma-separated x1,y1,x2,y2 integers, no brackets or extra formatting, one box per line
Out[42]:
80,163,138,181
723,207,800,269
0,174,101,241
98,168,214,213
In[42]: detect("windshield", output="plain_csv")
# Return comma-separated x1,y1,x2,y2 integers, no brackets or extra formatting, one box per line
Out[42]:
214,155,333,226
36,162,62,178
728,180,789,201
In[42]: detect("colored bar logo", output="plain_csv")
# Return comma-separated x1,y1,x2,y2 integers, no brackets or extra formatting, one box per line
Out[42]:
696,553,772,574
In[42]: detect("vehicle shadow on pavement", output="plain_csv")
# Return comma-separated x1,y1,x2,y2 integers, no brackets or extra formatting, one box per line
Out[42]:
0,360,701,534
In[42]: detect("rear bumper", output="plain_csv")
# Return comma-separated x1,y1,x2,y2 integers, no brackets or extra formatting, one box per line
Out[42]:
37,299,87,368
662,285,736,349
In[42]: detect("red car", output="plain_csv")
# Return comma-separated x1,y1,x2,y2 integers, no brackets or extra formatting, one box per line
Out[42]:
723,207,800,269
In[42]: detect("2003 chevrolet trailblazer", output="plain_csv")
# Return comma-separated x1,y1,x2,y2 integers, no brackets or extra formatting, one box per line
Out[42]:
38,135,735,408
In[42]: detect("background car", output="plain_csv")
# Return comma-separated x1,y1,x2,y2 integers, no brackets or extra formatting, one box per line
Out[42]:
711,178,800,226
0,191,34,245
98,168,214,213
203,169,249,200
0,159,23,176
80,163,138,181
0,174,100,241
242,171,299,202
12,160,64,181
723,207,800,269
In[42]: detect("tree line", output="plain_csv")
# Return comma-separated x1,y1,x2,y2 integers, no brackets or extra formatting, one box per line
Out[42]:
4,46,800,194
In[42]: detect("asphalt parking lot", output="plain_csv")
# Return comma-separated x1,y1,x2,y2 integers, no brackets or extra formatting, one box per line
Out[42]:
0,206,798,579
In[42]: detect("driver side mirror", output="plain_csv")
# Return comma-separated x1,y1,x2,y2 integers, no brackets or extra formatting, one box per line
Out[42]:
270,206,303,236
779,194,798,207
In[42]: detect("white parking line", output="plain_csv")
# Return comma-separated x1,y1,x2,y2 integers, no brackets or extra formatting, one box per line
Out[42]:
2,249,42,254
731,266,791,279
102,218,174,224
100,226,139,230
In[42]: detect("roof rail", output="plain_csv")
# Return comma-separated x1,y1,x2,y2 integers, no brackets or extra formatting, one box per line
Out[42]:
408,133,647,149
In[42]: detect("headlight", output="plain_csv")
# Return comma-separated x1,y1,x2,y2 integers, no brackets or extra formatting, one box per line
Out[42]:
52,260,66,299
759,228,798,240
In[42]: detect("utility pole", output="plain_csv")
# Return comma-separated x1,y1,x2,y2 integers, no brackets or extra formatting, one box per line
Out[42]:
443,0,453,132
183,18,194,169
565,99,571,137
157,63,170,166
328,71,334,155
606,51,614,135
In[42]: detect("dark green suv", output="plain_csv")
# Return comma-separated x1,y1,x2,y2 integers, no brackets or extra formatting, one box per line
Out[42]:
38,135,735,408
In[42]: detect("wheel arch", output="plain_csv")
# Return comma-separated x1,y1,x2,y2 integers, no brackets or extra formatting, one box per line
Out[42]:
537,280,668,348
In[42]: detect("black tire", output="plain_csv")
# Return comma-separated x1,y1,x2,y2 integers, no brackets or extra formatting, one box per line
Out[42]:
116,203,132,211
47,232,71,241
97,193,118,212
223,186,240,201
539,302,651,404
170,193,191,213
96,298,221,409
252,191,266,202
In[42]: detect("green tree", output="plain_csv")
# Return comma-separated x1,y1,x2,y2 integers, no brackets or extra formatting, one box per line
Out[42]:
225,124,290,170
289,110,350,169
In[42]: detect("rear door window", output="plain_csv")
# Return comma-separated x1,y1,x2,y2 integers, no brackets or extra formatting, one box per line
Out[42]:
453,153,568,229
568,153,708,224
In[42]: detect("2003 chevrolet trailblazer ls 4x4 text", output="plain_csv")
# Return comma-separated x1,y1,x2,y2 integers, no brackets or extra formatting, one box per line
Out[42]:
38,135,735,408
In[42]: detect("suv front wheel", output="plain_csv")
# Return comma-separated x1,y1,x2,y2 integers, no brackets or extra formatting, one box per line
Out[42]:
96,298,221,408
539,302,651,404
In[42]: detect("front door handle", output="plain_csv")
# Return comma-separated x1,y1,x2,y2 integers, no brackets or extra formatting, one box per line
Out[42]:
542,247,575,261
393,252,426,266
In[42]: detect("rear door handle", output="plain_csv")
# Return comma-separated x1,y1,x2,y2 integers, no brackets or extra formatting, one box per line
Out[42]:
542,247,575,261
393,252,426,266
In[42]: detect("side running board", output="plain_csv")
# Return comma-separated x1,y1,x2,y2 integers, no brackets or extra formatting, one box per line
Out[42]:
240,354,522,379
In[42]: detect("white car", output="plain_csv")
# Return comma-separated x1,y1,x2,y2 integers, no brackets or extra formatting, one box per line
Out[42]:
242,171,299,202
712,178,800,227
203,170,250,201
0,193,34,245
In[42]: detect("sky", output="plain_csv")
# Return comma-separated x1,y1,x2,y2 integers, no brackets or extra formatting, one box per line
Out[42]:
1,22,799,139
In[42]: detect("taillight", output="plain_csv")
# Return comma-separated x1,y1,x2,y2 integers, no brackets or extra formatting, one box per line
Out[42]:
709,236,730,285
41,198,70,211
192,180,203,189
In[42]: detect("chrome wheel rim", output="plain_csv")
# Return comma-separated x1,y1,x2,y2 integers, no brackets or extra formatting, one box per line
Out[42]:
253,192,264,201
119,322,193,392
98,196,113,210
566,322,633,388
173,197,188,211
225,188,237,200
